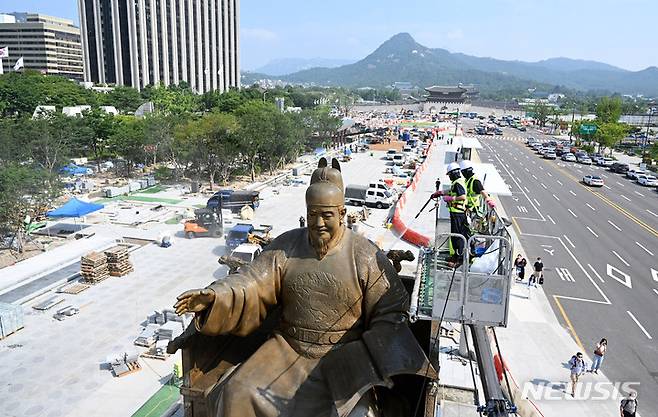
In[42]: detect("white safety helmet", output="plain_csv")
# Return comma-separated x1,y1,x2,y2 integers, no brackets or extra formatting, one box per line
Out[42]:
446,162,460,174
459,160,474,171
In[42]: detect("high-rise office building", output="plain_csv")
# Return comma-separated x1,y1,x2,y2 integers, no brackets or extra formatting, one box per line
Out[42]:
78,0,240,93
0,13,84,79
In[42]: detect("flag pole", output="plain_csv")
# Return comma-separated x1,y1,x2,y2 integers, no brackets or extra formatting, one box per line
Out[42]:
0,58,3,75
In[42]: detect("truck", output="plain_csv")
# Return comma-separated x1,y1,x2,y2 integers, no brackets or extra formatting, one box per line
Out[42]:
344,185,394,209
207,190,260,214
226,223,273,250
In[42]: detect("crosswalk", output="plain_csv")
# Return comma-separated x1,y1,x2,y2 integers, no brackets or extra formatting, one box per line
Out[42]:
466,134,549,143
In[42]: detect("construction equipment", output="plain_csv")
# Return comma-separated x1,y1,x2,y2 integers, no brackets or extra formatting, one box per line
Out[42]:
184,208,224,239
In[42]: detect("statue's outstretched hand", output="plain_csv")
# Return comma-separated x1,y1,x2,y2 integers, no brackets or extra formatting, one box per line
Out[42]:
174,288,216,315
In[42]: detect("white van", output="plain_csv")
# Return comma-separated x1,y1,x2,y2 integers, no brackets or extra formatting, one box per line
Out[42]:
369,181,392,192
365,189,394,209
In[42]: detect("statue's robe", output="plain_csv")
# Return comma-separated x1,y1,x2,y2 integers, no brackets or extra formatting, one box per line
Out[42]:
195,228,428,417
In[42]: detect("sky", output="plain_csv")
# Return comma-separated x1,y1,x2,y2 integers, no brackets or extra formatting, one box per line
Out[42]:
3,0,657,72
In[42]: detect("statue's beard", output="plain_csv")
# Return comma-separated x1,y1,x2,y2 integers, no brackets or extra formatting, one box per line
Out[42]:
309,226,344,260
310,234,331,259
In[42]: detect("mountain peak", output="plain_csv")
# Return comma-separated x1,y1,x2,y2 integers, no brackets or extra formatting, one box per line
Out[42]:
374,32,420,54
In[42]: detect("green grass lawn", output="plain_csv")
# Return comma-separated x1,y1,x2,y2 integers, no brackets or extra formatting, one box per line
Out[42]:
96,195,183,205
138,185,166,194
131,384,180,417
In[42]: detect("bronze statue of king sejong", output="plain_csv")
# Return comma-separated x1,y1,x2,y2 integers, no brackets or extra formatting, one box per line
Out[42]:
171,158,430,417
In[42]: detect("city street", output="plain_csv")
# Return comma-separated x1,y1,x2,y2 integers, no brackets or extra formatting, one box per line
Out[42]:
465,120,658,414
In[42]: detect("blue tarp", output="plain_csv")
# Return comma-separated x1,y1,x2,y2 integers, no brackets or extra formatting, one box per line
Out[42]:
47,198,104,218
314,147,327,156
60,164,90,175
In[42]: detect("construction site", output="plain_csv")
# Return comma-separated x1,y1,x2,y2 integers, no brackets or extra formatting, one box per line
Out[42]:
1,111,639,417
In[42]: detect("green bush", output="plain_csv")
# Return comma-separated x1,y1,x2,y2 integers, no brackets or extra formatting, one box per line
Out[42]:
154,166,174,181
581,144,595,153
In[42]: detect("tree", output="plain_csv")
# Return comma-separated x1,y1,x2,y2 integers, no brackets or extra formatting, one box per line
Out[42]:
531,101,551,127
235,101,279,182
108,116,146,176
147,84,200,114
78,108,116,170
594,122,629,155
0,71,96,117
0,163,62,253
175,112,240,188
102,86,145,114
595,96,622,123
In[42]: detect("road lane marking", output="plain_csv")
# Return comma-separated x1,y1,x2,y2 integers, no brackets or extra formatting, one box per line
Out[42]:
616,181,625,187
587,264,604,283
525,167,530,173
627,311,652,339
635,241,655,256
553,296,585,351
539,166,544,170
523,186,530,193
533,198,541,207
647,210,658,217
563,234,575,248
557,180,563,186
654,289,658,296
608,220,621,231
586,226,598,238
611,250,630,267
532,174,538,179
607,264,632,288
585,203,596,211
547,172,553,177
601,174,608,178
547,214,556,225
620,195,631,202
541,183,547,189
634,191,644,197
517,206,528,213
569,190,576,196
567,209,578,218
653,269,658,282
556,267,575,282
603,184,611,189
552,194,560,201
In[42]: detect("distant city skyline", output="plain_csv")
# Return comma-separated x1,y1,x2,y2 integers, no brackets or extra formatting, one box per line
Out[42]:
2,0,657,72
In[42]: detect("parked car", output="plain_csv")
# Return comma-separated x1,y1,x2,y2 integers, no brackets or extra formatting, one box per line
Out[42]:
494,128,503,135
386,149,397,160
543,151,557,160
636,174,658,186
561,153,577,162
583,175,604,187
626,169,646,179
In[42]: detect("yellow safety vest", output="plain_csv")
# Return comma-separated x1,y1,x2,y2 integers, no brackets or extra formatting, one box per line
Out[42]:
464,176,482,211
448,178,466,213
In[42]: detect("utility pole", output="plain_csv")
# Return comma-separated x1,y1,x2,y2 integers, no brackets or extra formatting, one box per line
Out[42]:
454,107,460,137
644,105,655,154
569,106,575,143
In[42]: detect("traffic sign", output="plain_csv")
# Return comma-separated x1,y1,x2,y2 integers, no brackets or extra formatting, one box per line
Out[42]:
580,124,597,135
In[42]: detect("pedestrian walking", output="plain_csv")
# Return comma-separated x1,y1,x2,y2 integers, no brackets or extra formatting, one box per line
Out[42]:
298,216,306,228
529,257,543,287
435,178,441,192
620,392,638,417
590,338,607,374
568,352,586,397
514,254,527,281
